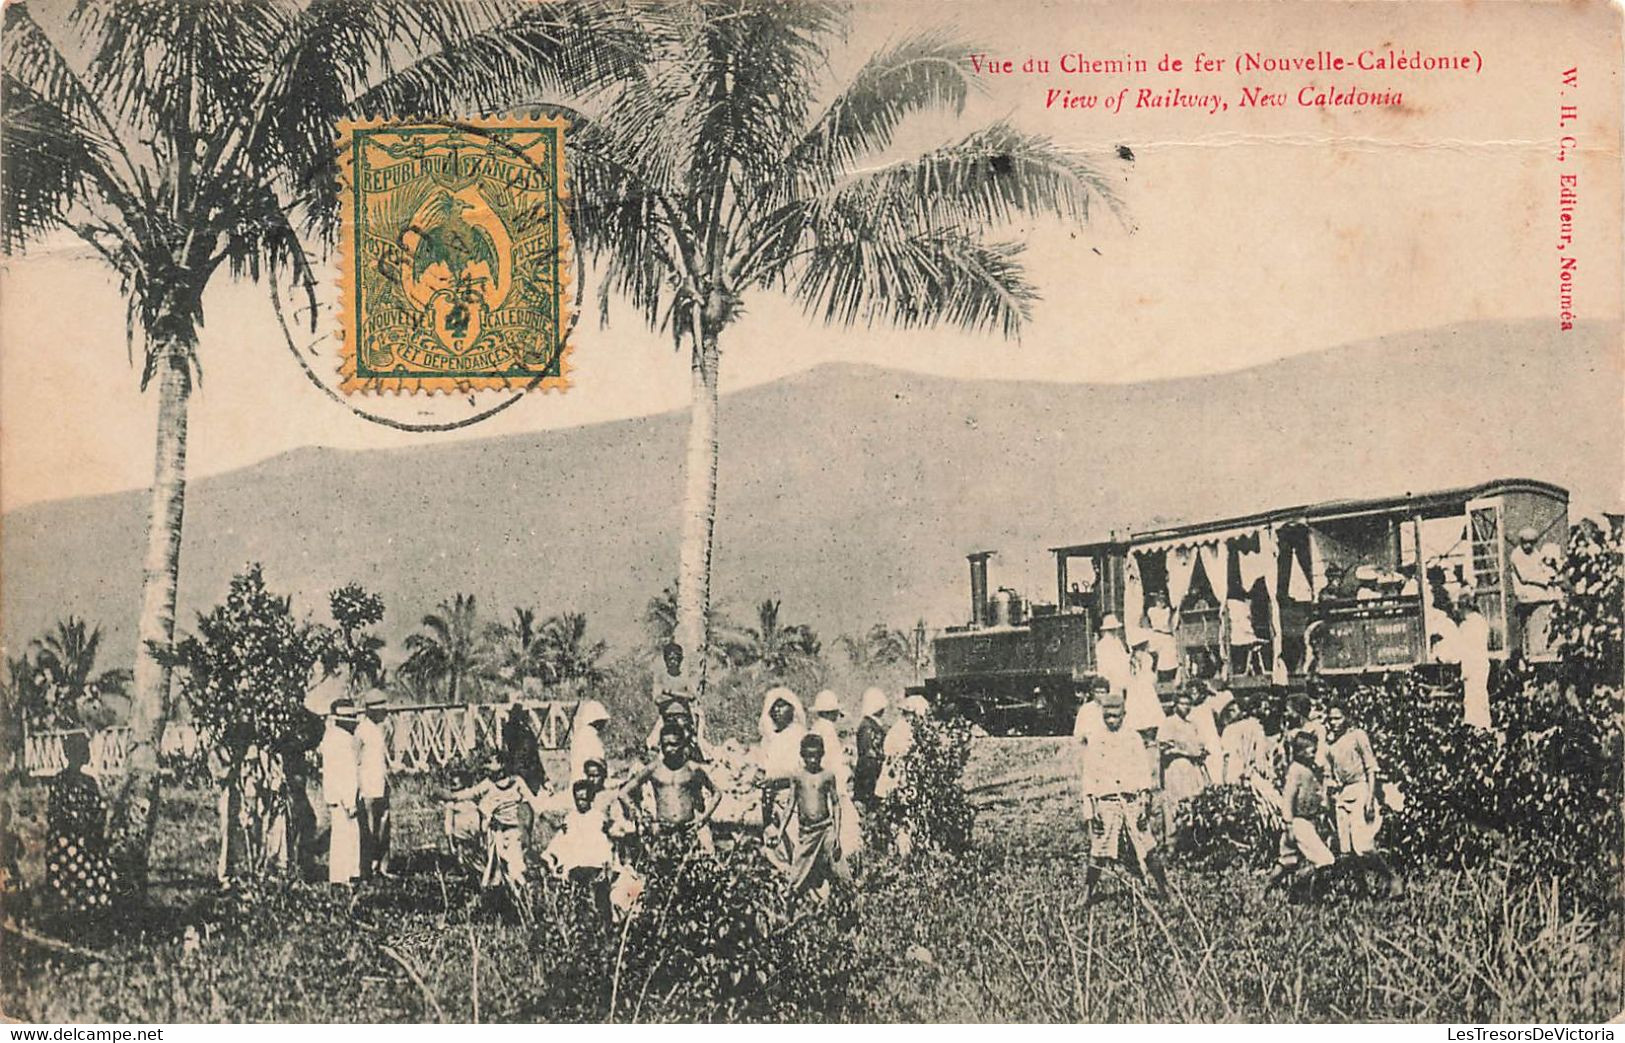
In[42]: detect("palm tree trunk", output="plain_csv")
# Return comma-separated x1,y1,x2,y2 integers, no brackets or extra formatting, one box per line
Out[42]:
113,342,191,893
676,326,721,701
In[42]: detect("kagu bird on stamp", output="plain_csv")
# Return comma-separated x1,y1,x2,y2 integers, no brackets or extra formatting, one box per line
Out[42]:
336,118,572,394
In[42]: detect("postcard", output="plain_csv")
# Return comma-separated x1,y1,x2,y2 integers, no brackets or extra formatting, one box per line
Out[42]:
1,0,1620,1026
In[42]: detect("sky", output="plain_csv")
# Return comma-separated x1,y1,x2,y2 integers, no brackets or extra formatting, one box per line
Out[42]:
2,0,1620,511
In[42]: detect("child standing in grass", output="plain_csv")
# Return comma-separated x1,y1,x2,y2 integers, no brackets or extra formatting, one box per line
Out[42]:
442,752,544,890
787,733,848,897
1266,731,1335,901
1324,699,1402,897
1078,689,1169,903
620,723,721,851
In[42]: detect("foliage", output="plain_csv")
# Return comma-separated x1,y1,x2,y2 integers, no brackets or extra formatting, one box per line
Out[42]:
1340,671,1622,912
539,612,608,686
520,835,859,1021
322,583,385,684
5,618,129,731
167,566,322,757
563,4,1120,670
1169,783,1275,871
403,594,484,703
483,607,552,690
1550,516,1624,699
878,711,975,857
722,599,822,677
837,623,916,670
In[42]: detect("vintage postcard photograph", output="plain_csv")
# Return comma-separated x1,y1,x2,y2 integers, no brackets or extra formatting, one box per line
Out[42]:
1,0,1621,1026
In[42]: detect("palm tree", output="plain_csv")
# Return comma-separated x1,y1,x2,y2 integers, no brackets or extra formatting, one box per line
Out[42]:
2,0,633,884
540,612,609,687
560,2,1120,698
838,623,914,670
484,607,555,690
403,594,485,703
726,599,821,678
643,579,735,665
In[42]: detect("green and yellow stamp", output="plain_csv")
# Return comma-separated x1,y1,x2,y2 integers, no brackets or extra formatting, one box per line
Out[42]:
337,118,571,394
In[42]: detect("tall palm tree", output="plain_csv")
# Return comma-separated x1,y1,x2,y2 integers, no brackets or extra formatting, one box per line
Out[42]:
725,599,821,678
561,2,1119,699
1,0,634,885
403,594,485,703
540,612,608,686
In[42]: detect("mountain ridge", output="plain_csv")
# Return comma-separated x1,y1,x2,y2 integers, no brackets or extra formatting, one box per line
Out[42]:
4,318,1618,668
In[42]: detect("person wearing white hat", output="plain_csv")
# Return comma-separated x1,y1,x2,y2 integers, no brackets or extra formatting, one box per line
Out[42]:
570,699,612,781
320,700,362,884
1094,614,1132,697
808,690,862,861
1509,525,1561,657
853,687,889,809
356,688,392,878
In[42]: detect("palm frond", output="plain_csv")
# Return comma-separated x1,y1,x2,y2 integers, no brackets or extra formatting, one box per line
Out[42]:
793,226,1038,339
778,29,972,194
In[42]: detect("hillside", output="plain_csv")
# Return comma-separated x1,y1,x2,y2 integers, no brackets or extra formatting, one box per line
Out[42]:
3,319,1619,667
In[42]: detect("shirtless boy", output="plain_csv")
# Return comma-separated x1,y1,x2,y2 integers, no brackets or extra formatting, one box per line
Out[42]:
788,733,848,896
619,723,721,849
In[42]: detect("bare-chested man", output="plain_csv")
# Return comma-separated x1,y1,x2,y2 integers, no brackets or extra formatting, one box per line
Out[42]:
619,723,720,850
788,733,848,896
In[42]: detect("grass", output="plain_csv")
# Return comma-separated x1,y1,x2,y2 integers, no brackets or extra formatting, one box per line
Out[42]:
3,738,1620,1023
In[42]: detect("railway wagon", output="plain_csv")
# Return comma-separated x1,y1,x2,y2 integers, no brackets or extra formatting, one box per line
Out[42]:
919,478,1569,733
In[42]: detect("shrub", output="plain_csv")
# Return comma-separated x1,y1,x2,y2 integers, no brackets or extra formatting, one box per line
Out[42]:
516,835,859,1021
1170,784,1274,870
1550,517,1624,700
877,712,975,858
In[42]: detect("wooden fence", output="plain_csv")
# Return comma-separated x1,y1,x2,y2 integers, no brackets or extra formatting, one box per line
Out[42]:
22,700,577,778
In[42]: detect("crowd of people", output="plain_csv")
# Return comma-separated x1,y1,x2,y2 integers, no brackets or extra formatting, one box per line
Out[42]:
1076,613,1403,904
299,641,937,920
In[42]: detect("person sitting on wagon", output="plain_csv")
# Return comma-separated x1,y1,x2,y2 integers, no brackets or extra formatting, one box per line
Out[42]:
1509,527,1562,657
1352,564,1384,600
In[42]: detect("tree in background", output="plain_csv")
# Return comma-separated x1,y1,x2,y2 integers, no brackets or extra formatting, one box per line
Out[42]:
560,2,1120,705
6,618,130,732
1550,517,1623,707
2,0,634,891
644,581,734,667
166,565,325,880
322,583,385,685
403,594,485,703
541,612,609,689
837,623,914,672
485,607,555,692
724,600,821,679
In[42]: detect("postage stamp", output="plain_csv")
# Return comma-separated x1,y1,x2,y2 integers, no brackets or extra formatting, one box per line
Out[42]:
336,117,572,394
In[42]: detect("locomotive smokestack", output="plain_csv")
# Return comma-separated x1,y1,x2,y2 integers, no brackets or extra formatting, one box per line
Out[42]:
968,551,995,627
